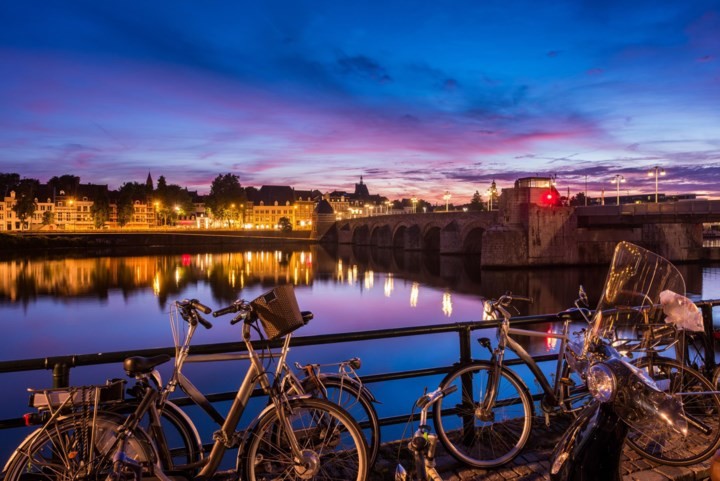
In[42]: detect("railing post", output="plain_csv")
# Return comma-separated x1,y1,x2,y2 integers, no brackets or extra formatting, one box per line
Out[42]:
52,362,70,388
459,325,474,446
701,304,716,378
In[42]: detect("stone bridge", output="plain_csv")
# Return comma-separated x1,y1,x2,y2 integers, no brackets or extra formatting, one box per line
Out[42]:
319,199,720,266
332,211,498,255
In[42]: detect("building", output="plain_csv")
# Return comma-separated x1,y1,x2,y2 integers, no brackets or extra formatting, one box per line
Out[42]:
246,186,320,230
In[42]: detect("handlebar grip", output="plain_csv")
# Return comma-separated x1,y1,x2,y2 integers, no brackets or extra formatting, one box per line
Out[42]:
441,384,458,397
213,304,240,318
196,314,213,329
190,299,212,315
513,295,533,304
230,313,246,325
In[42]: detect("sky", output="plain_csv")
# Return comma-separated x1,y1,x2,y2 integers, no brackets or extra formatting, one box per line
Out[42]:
1,1,719,203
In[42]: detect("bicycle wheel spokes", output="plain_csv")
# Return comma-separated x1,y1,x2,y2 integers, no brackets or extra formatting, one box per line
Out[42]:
244,398,367,481
628,357,720,466
4,416,154,481
303,377,380,467
433,362,533,468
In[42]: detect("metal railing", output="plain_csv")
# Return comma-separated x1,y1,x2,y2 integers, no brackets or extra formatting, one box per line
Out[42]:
1,300,719,431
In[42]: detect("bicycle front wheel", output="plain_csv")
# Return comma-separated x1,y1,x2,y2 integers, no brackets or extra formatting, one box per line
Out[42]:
242,397,368,481
302,375,380,467
629,356,720,466
433,361,534,468
2,413,156,481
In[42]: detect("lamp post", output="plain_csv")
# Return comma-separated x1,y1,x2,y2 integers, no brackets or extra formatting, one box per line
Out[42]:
443,191,451,212
411,197,418,214
487,180,498,211
611,174,625,206
648,166,665,203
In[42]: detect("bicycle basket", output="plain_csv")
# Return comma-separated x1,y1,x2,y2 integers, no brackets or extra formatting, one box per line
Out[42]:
250,284,304,340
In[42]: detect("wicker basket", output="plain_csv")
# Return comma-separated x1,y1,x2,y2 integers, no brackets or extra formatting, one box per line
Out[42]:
250,285,304,340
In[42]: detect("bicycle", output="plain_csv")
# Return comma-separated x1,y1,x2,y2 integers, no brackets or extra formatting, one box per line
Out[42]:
431,292,592,468
395,384,457,481
3,285,368,481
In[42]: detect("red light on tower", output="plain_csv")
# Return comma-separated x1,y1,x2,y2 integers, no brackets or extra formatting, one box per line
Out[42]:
541,188,561,206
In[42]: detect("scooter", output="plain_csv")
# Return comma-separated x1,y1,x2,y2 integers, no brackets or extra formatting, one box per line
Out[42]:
551,241,703,481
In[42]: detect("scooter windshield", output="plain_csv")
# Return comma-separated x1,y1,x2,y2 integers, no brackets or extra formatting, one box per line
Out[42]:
589,241,686,344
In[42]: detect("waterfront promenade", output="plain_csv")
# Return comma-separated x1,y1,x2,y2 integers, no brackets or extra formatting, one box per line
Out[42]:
371,413,712,481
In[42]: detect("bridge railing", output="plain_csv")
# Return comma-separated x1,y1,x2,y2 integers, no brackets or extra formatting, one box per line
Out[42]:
1,299,718,432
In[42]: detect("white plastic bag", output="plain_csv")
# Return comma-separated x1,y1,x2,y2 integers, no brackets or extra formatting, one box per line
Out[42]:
660,290,704,332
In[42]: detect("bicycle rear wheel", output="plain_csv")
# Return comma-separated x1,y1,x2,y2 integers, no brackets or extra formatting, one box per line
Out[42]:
629,356,720,465
111,399,203,472
242,397,368,481
302,375,380,467
2,413,156,481
433,361,534,468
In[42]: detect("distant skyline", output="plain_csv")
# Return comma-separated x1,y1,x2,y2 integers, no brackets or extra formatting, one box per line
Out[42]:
1,1,719,202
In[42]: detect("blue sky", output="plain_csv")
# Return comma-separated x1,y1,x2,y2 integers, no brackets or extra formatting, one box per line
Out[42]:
1,1,718,203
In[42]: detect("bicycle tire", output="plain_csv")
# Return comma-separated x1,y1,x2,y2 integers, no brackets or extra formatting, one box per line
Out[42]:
433,360,534,468
301,374,381,467
629,356,720,466
241,397,368,481
110,399,203,472
2,413,157,481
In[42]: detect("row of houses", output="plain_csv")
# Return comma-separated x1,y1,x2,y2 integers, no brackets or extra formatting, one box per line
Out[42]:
0,177,389,232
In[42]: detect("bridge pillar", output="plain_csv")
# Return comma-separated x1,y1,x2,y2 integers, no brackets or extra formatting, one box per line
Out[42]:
440,221,463,254
405,225,423,251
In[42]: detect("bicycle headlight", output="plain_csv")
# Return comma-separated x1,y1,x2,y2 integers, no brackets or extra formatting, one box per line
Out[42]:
587,363,616,403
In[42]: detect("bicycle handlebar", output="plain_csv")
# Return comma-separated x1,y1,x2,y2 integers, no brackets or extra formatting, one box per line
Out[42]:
176,299,213,329
213,300,252,318
416,384,458,409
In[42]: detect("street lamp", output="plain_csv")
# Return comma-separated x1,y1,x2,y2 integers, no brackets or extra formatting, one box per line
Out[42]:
411,197,418,214
648,166,666,203
611,175,625,205
443,191,451,212
487,180,498,211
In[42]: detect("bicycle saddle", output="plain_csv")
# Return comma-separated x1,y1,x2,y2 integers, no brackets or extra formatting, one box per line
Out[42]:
123,354,171,376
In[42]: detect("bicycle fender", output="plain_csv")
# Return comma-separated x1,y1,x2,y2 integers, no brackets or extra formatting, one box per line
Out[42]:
309,374,380,404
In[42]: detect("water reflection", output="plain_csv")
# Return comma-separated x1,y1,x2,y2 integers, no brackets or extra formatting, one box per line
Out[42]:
0,245,710,315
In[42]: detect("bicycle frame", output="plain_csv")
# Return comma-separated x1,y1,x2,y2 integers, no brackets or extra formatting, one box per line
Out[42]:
486,312,586,415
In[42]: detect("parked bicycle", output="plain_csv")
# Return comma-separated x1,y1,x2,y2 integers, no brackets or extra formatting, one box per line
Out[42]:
431,292,590,468
2,285,368,481
395,384,457,481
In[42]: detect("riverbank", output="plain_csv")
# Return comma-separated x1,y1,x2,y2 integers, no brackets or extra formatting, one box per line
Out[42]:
0,230,314,258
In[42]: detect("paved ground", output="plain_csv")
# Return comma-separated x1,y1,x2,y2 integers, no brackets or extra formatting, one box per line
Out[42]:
369,415,712,481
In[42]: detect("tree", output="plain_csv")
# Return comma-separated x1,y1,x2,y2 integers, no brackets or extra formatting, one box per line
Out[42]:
91,192,111,228
0,173,20,197
117,182,148,227
48,175,80,196
152,177,194,226
42,210,55,228
469,190,484,211
278,216,292,232
12,179,40,229
205,174,246,227
570,192,587,207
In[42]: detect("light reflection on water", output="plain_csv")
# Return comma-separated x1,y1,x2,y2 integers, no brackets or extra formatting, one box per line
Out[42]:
1,244,720,462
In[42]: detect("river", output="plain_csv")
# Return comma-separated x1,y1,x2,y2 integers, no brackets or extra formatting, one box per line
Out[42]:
1,244,719,463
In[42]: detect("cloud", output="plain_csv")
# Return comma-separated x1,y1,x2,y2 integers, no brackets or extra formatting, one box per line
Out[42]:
336,54,392,84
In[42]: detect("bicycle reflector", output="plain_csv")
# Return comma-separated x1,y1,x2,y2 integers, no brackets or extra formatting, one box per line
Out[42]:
23,412,49,426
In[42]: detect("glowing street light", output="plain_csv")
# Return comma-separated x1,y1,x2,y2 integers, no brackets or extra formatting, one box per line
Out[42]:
443,191,451,212
411,197,418,214
647,166,666,203
611,174,625,205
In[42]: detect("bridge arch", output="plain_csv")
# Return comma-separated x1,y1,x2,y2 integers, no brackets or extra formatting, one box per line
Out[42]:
423,225,441,251
393,225,407,249
462,226,485,254
352,225,370,245
370,224,392,247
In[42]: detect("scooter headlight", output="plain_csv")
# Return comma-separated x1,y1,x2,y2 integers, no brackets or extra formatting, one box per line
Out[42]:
587,363,616,402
